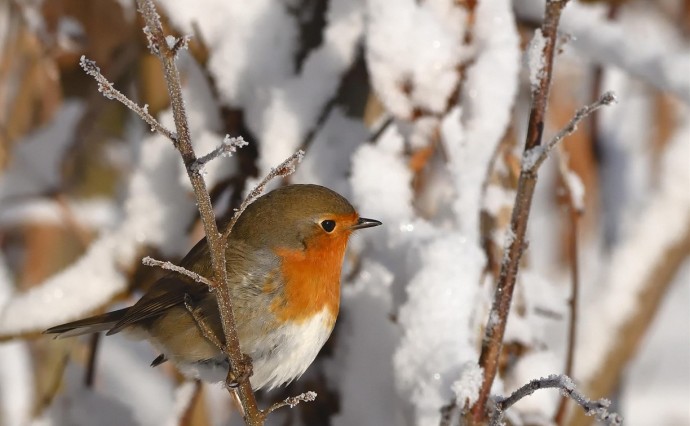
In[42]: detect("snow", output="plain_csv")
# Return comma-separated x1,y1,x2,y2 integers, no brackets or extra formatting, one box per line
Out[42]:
483,184,516,216
162,0,364,176
521,146,544,171
0,198,116,229
328,261,401,426
516,1,690,103
394,234,485,425
564,170,585,212
444,0,520,240
365,0,468,119
527,29,546,92
0,0,686,424
451,362,483,409
292,107,368,196
0,52,226,335
350,125,414,225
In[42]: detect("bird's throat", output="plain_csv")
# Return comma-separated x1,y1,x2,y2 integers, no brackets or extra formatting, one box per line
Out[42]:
271,235,348,326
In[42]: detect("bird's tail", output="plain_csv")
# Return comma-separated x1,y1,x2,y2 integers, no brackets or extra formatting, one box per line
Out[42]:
44,308,129,338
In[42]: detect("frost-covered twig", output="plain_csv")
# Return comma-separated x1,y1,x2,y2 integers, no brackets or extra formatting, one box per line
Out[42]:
142,256,215,288
222,150,304,240
521,91,617,172
264,391,317,416
192,136,249,173
490,375,622,426
79,56,176,141
471,1,570,422
134,0,262,423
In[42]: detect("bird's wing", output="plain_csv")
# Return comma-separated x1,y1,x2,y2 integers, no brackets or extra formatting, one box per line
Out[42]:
107,239,260,335
107,276,207,335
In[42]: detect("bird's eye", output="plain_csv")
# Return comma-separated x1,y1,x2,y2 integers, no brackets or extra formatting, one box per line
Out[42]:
321,220,336,233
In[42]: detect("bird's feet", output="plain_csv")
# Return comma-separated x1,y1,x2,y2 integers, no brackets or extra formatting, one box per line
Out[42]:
226,354,253,388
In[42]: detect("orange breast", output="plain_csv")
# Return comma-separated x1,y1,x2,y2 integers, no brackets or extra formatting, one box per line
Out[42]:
270,232,350,327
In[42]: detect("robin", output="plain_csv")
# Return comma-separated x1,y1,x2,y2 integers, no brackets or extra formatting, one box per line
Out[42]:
45,184,381,390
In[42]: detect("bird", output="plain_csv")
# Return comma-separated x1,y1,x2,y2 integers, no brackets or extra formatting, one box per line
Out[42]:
45,184,381,390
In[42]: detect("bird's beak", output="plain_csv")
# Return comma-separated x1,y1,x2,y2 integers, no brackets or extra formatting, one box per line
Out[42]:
351,217,382,230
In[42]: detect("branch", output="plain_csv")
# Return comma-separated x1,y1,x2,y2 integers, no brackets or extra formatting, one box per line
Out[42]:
79,56,177,141
521,91,617,172
192,136,249,173
134,0,262,423
142,256,215,288
222,150,305,240
491,374,623,426
491,375,622,426
264,392,318,416
83,3,313,424
471,0,571,421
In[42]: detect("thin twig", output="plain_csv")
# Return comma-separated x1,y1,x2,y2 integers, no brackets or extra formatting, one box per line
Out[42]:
522,91,617,172
192,136,249,173
83,2,315,423
490,375,622,426
134,0,262,423
78,56,177,141
471,1,571,422
222,150,305,240
142,256,215,288
183,294,226,353
264,392,318,416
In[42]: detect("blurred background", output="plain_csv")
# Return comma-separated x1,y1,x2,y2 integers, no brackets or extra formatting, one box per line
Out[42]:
0,0,688,425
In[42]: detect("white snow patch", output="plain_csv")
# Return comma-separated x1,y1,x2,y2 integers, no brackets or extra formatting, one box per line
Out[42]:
451,362,483,410
350,125,414,224
394,234,484,425
527,29,546,92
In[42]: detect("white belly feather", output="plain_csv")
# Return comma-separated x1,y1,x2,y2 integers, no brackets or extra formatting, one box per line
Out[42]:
176,308,335,390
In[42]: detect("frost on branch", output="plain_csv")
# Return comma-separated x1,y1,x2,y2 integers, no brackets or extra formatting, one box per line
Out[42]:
491,375,622,426
192,136,248,173
527,29,546,93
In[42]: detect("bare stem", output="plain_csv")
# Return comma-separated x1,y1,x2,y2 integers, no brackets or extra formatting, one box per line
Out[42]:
264,392,318,416
490,375,622,426
79,56,176,141
184,294,226,353
83,2,315,422
222,150,305,240
142,256,216,288
134,0,261,423
522,91,617,172
193,136,249,173
471,4,616,420
470,1,570,422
